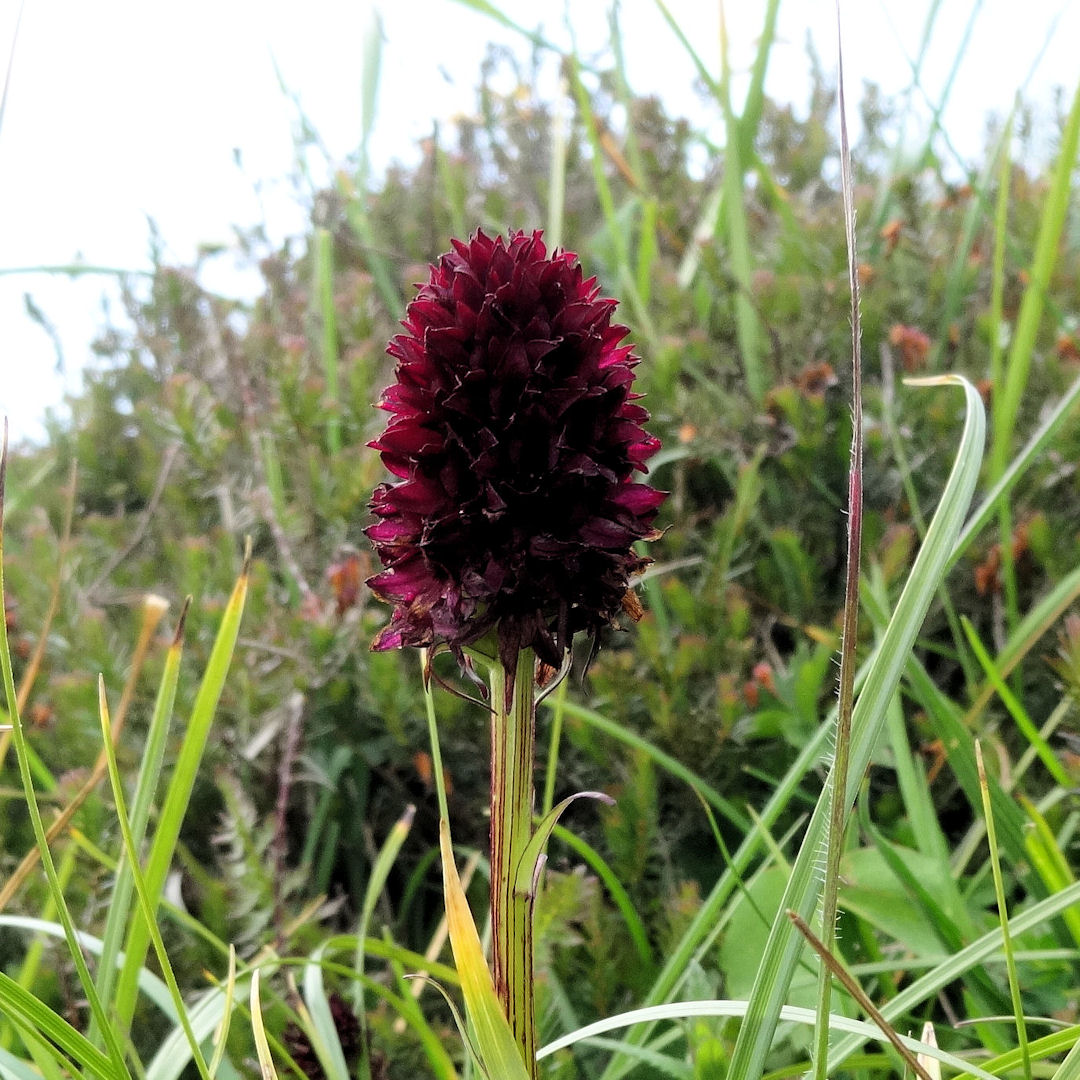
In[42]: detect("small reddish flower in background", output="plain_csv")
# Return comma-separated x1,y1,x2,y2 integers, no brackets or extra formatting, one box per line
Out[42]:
888,324,932,372
880,219,902,254
752,661,776,694
326,545,367,616
413,749,454,798
28,703,54,729
366,229,665,669
1056,332,1080,364
742,661,776,709
936,183,973,210
974,521,1030,596
795,361,837,398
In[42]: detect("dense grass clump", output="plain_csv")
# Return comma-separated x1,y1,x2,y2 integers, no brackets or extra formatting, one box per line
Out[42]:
2,7,1080,1080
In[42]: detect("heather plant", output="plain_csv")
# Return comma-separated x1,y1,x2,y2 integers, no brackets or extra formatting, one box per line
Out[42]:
2,4,1080,1080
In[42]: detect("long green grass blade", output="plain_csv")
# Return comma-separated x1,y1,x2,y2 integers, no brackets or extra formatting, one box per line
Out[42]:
250,970,280,1080
351,802,416,1069
94,601,187,1030
381,931,460,1080
963,617,1070,786
935,105,1013,359
339,182,401,318
357,6,382,188
989,73,1080,480
207,946,237,1080
551,824,653,971
813,22,865,1072
99,678,212,1080
977,1026,1080,1079
542,999,999,1080
0,841,77,1053
1049,1028,1080,1080
718,8,763,402
1020,798,1080,948
737,0,781,163
303,949,355,1080
976,742,1032,1080
726,376,985,1080
597,695,857,1080
0,971,119,1080
146,980,253,1080
650,0,719,98
114,547,250,1036
315,228,342,457
0,915,174,1015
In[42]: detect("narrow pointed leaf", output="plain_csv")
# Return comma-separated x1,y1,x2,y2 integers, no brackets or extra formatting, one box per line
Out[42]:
513,791,614,897
439,819,531,1080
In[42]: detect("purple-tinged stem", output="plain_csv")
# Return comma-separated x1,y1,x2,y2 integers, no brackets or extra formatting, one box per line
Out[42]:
489,648,539,1077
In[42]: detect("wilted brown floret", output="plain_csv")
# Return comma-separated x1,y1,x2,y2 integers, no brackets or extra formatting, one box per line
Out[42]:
888,324,932,372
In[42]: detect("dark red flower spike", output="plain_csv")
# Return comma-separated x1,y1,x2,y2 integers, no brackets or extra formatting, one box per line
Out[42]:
366,229,664,669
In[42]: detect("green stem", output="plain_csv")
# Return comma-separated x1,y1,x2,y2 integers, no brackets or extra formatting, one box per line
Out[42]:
489,648,539,1077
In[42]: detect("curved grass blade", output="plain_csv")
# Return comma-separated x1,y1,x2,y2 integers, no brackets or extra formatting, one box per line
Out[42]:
439,818,531,1080
146,979,253,1080
513,791,614,897
314,228,341,457
953,370,1080,565
598,705,844,1080
250,970,280,1080
550,824,653,971
539,999,999,1080
0,914,173,1015
1049,1028,1080,1080
207,946,238,1080
0,970,120,1080
543,697,748,831
302,947,351,1080
726,375,985,1080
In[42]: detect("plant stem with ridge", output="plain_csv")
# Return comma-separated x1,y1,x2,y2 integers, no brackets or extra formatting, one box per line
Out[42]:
489,647,539,1077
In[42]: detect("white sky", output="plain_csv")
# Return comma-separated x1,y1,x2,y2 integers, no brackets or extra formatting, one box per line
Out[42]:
1,0,1077,443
